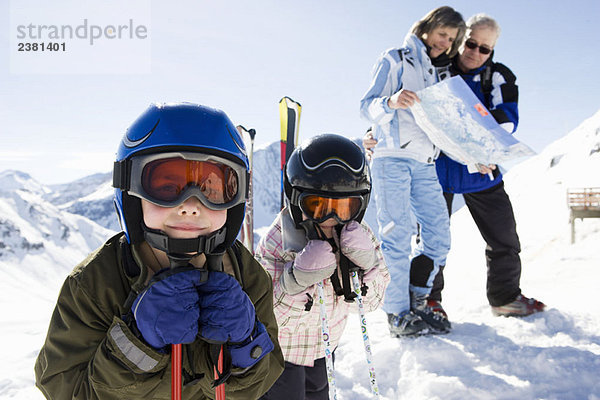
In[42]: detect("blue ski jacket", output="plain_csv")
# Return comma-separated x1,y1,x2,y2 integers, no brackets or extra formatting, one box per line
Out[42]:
435,57,519,194
360,34,442,164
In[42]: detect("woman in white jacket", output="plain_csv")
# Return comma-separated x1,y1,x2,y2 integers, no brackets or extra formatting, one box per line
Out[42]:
360,6,465,336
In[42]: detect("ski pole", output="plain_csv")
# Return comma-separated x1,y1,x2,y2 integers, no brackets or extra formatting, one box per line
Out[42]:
171,343,182,400
214,345,226,400
350,271,380,398
316,282,337,400
236,125,257,253
246,128,256,252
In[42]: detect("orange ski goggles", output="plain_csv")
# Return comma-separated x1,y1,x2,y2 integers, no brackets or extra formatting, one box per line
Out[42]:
125,152,248,209
299,193,364,223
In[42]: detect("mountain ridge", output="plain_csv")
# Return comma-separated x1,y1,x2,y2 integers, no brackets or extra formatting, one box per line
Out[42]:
1,108,599,258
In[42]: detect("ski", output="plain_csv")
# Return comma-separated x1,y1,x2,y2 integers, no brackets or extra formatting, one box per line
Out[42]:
237,125,256,253
279,97,302,210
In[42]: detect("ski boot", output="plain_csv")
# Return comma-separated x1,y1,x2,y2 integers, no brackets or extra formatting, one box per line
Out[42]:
411,292,451,334
491,294,545,317
388,311,429,337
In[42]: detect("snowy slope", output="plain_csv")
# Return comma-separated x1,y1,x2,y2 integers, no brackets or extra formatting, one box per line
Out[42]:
0,170,114,317
334,110,600,399
46,172,120,232
0,170,113,269
250,141,284,241
0,171,115,399
1,111,600,399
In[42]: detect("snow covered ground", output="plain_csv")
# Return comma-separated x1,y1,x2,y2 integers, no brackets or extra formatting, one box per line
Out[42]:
335,111,600,399
1,111,600,399
337,205,600,400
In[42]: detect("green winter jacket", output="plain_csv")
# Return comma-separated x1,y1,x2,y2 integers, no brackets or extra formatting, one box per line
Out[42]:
34,233,284,399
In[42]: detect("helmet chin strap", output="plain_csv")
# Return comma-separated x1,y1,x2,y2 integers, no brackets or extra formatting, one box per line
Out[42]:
142,222,227,271
299,219,327,241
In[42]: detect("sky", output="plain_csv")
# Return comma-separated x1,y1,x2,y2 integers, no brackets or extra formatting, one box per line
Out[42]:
1,0,600,185
1,106,599,399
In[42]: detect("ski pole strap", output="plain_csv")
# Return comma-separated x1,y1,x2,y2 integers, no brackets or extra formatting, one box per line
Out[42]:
328,252,359,302
209,344,232,387
304,293,314,311
320,231,344,298
214,345,226,400
330,224,361,302
340,252,358,303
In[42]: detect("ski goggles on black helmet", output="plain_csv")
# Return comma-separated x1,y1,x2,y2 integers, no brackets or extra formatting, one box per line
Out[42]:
122,152,248,209
298,192,366,224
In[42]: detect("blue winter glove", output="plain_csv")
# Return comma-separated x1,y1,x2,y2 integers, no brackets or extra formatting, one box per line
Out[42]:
132,266,206,349
196,271,256,344
197,271,274,368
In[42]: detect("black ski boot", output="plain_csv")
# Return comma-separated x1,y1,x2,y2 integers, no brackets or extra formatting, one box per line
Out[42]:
411,291,451,334
387,311,429,337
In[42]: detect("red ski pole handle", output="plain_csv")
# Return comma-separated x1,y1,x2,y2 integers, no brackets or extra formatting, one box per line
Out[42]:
214,345,225,400
171,343,182,400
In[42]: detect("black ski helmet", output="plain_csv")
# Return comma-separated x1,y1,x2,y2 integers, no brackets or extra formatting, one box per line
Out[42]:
284,134,371,228
112,103,249,266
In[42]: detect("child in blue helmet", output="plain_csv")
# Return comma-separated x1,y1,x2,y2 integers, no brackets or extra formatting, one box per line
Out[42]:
35,103,284,399
255,134,390,400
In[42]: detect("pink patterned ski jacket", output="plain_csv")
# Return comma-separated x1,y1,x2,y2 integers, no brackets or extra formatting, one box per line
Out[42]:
255,208,390,366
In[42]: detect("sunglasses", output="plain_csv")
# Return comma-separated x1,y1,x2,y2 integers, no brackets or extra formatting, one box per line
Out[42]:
125,152,248,209
464,39,492,55
299,193,364,224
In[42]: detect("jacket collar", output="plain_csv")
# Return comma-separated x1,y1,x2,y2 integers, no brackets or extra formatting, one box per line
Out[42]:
403,34,429,64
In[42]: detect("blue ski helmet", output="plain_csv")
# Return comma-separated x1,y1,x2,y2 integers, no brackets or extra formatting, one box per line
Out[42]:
113,103,249,253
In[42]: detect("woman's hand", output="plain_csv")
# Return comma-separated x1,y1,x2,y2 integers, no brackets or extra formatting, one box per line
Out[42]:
363,130,377,160
388,88,420,109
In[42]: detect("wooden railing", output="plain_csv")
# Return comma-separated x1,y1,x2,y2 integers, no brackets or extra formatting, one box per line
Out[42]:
567,187,600,243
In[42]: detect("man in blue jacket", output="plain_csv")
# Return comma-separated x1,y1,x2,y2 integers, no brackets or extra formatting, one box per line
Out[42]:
428,13,545,319
365,14,545,324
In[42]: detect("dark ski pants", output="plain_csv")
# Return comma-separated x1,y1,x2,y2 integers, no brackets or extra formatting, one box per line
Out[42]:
260,356,331,400
429,181,522,307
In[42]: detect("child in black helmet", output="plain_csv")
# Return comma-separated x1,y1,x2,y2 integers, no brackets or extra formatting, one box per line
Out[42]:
35,103,284,399
256,134,390,400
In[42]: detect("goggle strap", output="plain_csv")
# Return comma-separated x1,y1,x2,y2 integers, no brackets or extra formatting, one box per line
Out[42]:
289,188,301,206
113,160,131,190
244,170,250,199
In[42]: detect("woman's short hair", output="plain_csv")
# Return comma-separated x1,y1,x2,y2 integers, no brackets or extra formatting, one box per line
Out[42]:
411,6,466,57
